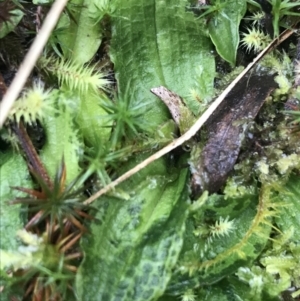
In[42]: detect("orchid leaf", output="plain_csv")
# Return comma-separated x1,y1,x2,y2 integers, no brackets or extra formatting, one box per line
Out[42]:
40,93,81,183
0,152,32,250
275,174,300,240
207,0,247,65
75,160,189,301
164,187,272,295
57,0,103,64
0,8,23,39
110,0,214,128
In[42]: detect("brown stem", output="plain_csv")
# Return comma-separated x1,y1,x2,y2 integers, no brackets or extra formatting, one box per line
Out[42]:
64,252,82,260
11,121,53,188
59,232,82,253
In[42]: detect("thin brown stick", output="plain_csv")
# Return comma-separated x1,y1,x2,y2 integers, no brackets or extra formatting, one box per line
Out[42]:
84,28,295,205
0,0,69,128
59,232,81,253
12,121,52,187
64,252,82,260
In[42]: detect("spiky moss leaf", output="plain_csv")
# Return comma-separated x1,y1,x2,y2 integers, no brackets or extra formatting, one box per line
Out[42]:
75,160,189,301
110,0,214,129
274,174,300,241
40,56,110,95
208,0,247,66
0,152,32,250
0,9,23,39
40,96,81,184
56,0,102,64
8,81,54,125
165,190,272,295
75,93,111,146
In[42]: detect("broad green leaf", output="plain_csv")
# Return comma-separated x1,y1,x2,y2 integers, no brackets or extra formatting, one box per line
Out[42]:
188,57,216,114
75,93,111,146
57,0,103,64
75,161,189,301
275,174,300,240
196,278,248,301
0,152,31,250
110,0,214,128
0,9,23,39
208,0,247,66
197,277,282,301
165,189,271,295
40,94,81,183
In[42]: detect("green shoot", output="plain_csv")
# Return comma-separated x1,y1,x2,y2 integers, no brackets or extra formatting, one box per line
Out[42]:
196,0,228,20
100,83,153,149
247,0,300,37
11,159,88,231
80,142,130,187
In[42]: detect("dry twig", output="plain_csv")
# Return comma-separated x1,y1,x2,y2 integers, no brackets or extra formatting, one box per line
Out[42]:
84,28,295,205
0,0,69,127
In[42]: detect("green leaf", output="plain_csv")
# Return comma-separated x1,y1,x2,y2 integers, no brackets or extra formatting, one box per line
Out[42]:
0,152,32,250
208,0,247,65
40,94,81,183
75,161,189,301
165,189,272,295
110,0,214,128
275,174,300,241
191,58,216,101
57,0,103,64
75,93,111,146
197,278,247,301
0,9,23,39
204,277,282,301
